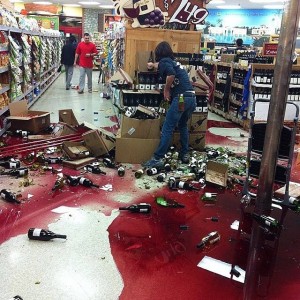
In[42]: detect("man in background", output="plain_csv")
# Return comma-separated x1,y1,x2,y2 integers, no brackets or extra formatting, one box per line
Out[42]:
74,33,98,94
61,35,77,90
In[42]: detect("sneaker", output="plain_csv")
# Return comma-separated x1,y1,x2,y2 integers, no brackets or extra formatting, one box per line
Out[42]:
180,154,190,164
88,90,92,93
142,157,164,169
78,90,84,94
66,87,70,90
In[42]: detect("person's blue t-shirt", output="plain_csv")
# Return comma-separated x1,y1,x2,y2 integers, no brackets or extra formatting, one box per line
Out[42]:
158,57,193,98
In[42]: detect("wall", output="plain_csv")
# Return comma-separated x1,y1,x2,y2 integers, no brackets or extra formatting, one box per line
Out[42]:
83,8,113,34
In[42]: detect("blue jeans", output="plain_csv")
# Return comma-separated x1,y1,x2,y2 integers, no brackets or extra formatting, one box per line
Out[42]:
154,95,196,159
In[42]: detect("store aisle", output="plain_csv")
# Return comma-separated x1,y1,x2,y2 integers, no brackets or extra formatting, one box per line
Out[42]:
31,69,118,130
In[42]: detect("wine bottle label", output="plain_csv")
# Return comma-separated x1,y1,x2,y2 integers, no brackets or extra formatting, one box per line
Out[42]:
19,170,25,176
265,220,271,226
33,228,42,237
10,162,17,168
209,236,220,245
139,209,148,212
79,178,85,184
50,159,57,164
150,168,158,175
178,182,185,189
87,167,93,172
0,192,5,198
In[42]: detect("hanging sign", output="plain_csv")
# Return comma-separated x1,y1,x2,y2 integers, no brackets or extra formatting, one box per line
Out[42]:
112,0,208,28
262,42,278,57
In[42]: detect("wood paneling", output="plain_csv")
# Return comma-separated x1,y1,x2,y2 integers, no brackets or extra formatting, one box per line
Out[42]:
124,27,201,78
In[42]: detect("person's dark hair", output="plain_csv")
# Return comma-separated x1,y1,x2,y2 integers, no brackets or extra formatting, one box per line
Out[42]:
236,38,243,47
69,35,76,44
84,32,90,37
154,41,174,62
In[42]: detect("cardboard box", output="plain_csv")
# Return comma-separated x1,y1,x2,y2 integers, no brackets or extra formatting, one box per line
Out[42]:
120,115,161,139
221,54,236,63
82,129,114,157
189,68,213,91
59,109,79,126
172,131,206,151
52,122,77,137
205,161,228,187
115,135,160,164
7,100,50,133
62,157,96,170
190,113,208,132
110,68,133,86
63,141,90,160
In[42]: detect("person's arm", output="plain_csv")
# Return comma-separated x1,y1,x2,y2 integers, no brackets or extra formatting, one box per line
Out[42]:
74,53,79,66
164,75,175,101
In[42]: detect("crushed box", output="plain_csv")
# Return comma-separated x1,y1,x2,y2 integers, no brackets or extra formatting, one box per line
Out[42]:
63,141,91,160
205,160,228,187
7,100,50,133
120,115,161,139
59,109,79,126
82,129,114,157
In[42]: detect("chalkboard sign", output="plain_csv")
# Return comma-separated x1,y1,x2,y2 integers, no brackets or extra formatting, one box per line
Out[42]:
262,42,278,57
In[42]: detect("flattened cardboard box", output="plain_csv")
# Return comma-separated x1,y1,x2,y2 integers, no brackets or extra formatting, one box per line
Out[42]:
63,157,96,170
59,109,79,126
172,132,206,151
7,100,50,133
120,115,161,139
115,135,160,164
205,161,228,187
63,141,90,160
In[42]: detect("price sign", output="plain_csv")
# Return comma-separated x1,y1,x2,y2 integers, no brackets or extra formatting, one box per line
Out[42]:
262,43,278,57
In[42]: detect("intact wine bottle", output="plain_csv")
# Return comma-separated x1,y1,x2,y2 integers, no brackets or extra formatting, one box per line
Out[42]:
147,51,154,71
28,228,67,241
9,296,23,300
164,163,171,172
119,203,151,213
84,164,106,175
178,94,184,111
66,175,80,186
15,130,30,138
0,189,21,204
0,159,21,169
157,173,166,182
252,213,279,228
45,157,63,164
168,176,178,190
79,177,99,188
117,166,125,177
103,157,115,168
196,231,220,249
146,167,160,176
2,167,28,177
176,181,199,191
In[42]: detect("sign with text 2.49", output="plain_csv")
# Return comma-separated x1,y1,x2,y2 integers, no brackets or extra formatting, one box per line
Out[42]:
112,0,208,28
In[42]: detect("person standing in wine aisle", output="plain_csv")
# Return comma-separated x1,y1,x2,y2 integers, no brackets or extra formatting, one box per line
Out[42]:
61,35,77,90
142,41,196,168
74,33,98,94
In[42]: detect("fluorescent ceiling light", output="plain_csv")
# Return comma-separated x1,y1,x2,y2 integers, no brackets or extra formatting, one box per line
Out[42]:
33,1,52,4
9,0,24,3
99,4,114,8
216,5,241,9
207,0,225,4
63,4,82,7
263,4,284,8
250,0,284,2
78,1,100,4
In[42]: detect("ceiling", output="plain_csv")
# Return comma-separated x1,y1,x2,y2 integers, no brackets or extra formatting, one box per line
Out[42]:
13,0,287,11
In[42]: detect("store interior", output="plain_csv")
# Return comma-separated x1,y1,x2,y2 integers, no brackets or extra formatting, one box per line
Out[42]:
0,0,300,299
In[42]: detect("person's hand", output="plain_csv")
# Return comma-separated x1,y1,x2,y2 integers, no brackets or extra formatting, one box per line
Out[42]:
164,89,171,102
147,62,154,70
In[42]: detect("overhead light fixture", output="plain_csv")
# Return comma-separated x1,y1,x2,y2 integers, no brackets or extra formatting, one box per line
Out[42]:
250,0,284,2
207,0,225,4
33,1,52,4
263,4,284,9
63,4,82,7
9,0,24,3
216,5,241,9
78,1,100,4
99,4,114,8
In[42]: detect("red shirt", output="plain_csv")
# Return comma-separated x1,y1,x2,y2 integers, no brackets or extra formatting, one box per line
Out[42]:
76,41,98,68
